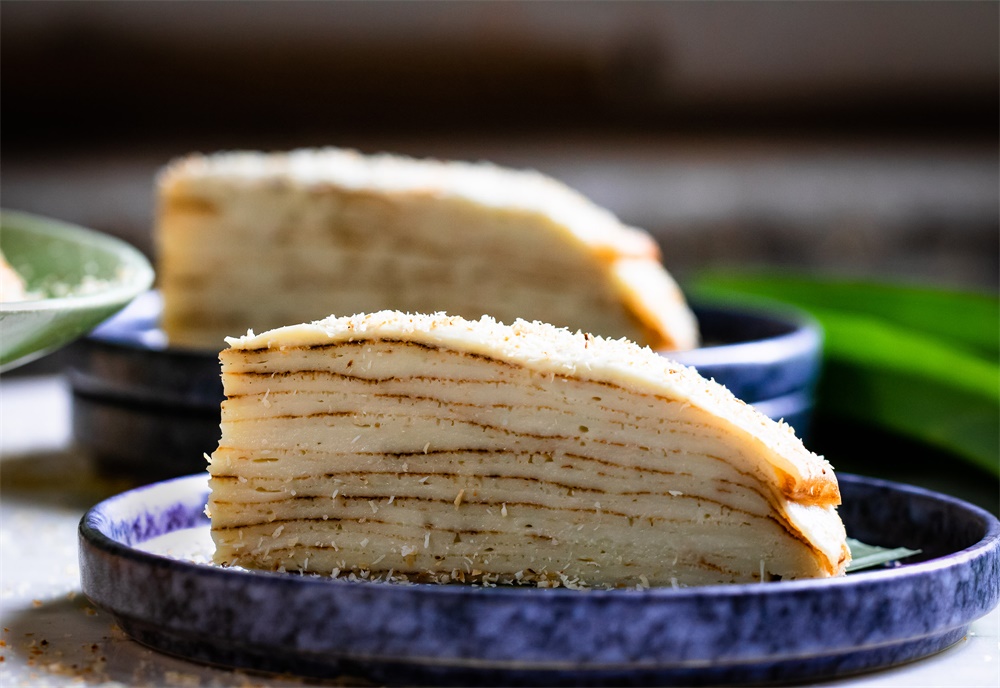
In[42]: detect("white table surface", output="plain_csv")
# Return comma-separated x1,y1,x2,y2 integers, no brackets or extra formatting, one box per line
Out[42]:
2,373,998,687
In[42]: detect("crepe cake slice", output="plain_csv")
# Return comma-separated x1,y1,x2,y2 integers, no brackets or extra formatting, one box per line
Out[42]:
156,147,698,351
208,311,849,587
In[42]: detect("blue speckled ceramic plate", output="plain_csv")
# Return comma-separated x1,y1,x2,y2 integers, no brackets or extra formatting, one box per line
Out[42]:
79,473,1000,686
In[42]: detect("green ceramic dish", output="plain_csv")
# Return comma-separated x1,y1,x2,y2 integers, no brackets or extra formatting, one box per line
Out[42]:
0,210,154,372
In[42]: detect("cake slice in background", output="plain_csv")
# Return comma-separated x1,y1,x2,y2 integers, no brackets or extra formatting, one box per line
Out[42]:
155,148,698,351
208,310,848,588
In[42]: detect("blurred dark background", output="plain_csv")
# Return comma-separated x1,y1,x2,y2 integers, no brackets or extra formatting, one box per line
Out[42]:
2,0,998,288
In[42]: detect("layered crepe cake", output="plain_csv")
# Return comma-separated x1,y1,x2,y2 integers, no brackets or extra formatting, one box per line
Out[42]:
208,311,849,587
156,148,698,351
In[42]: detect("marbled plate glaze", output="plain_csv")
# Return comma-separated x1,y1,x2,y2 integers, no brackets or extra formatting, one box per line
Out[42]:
79,473,1000,686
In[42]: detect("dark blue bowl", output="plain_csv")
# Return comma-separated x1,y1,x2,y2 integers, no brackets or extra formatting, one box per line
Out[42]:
78,472,1000,686
67,291,821,481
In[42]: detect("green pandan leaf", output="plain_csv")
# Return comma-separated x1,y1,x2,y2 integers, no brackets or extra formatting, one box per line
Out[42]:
846,538,921,573
812,308,998,474
813,306,998,403
688,273,1000,475
692,272,999,359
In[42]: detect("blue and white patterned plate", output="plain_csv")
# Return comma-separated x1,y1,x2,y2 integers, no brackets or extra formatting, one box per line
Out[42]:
79,473,999,686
